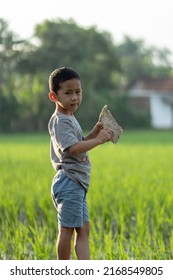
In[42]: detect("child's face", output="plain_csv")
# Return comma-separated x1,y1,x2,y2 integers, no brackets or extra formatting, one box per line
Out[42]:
56,79,82,115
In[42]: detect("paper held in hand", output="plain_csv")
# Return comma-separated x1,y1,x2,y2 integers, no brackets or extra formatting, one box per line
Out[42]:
98,105,123,144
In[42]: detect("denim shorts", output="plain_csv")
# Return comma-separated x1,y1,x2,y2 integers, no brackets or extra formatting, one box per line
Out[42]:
51,169,89,228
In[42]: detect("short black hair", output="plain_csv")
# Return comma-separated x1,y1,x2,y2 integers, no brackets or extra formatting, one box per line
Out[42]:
49,67,80,93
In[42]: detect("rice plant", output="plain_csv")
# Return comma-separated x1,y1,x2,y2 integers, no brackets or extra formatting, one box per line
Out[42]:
0,130,173,259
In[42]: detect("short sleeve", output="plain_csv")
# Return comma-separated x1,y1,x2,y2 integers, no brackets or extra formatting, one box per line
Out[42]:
54,118,79,151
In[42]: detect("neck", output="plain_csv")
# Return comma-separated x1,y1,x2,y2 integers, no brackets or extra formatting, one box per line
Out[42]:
55,104,73,116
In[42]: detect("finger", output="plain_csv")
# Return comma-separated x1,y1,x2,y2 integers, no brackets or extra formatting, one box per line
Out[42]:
105,128,112,133
97,122,103,129
107,130,112,136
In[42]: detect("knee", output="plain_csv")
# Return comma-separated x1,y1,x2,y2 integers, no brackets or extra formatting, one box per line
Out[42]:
59,226,74,240
84,222,90,237
76,222,90,238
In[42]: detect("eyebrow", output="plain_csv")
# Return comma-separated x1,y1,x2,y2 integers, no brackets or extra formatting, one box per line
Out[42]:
65,88,81,91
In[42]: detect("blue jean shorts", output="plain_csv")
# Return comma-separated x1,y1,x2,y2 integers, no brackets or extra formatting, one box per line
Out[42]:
51,169,89,228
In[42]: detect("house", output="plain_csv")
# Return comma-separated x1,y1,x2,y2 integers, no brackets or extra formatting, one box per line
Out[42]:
128,77,173,129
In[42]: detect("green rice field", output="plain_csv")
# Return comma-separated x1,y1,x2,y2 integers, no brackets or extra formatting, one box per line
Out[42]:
0,130,173,260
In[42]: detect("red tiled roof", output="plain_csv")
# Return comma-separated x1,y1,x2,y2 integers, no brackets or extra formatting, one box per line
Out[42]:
139,77,173,92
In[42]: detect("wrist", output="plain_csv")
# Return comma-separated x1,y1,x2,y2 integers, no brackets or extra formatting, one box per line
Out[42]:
95,137,103,145
90,129,96,138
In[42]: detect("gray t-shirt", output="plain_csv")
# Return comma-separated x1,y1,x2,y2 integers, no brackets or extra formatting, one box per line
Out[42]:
48,112,91,191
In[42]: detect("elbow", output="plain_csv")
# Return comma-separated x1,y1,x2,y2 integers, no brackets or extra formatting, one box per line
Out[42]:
68,145,78,155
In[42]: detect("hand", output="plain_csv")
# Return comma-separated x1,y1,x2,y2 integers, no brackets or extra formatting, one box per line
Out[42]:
91,122,103,138
96,128,112,144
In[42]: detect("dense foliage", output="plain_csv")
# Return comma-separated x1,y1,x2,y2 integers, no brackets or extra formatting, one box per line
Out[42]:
0,18,172,132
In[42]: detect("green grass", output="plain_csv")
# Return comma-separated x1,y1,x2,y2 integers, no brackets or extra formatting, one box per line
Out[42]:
0,130,173,259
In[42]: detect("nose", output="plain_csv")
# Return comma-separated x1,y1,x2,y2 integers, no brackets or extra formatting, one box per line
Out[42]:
71,94,77,101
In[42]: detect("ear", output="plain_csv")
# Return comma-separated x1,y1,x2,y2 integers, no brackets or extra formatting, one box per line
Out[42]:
48,92,58,102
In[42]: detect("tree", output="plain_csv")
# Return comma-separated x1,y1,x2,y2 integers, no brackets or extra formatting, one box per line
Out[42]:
16,18,121,129
117,36,172,88
1,19,173,132
0,18,33,131
0,19,19,131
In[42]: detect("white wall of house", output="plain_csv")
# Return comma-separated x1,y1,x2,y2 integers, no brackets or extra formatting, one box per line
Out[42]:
128,88,173,128
150,95,173,129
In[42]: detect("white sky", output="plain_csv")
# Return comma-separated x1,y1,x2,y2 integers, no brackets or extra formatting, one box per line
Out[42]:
1,0,173,51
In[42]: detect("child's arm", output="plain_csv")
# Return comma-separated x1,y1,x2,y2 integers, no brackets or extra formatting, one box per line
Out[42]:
84,122,103,141
68,128,112,155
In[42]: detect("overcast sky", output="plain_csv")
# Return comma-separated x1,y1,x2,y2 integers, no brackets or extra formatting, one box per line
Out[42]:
1,0,173,52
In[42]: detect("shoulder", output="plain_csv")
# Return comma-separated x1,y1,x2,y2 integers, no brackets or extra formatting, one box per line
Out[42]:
48,113,56,131
57,114,75,127
52,113,76,131
49,112,70,124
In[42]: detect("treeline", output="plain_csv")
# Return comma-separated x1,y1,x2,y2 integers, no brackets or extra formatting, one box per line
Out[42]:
0,18,173,132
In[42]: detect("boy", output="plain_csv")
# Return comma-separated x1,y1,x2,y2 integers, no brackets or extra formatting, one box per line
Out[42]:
48,67,112,260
